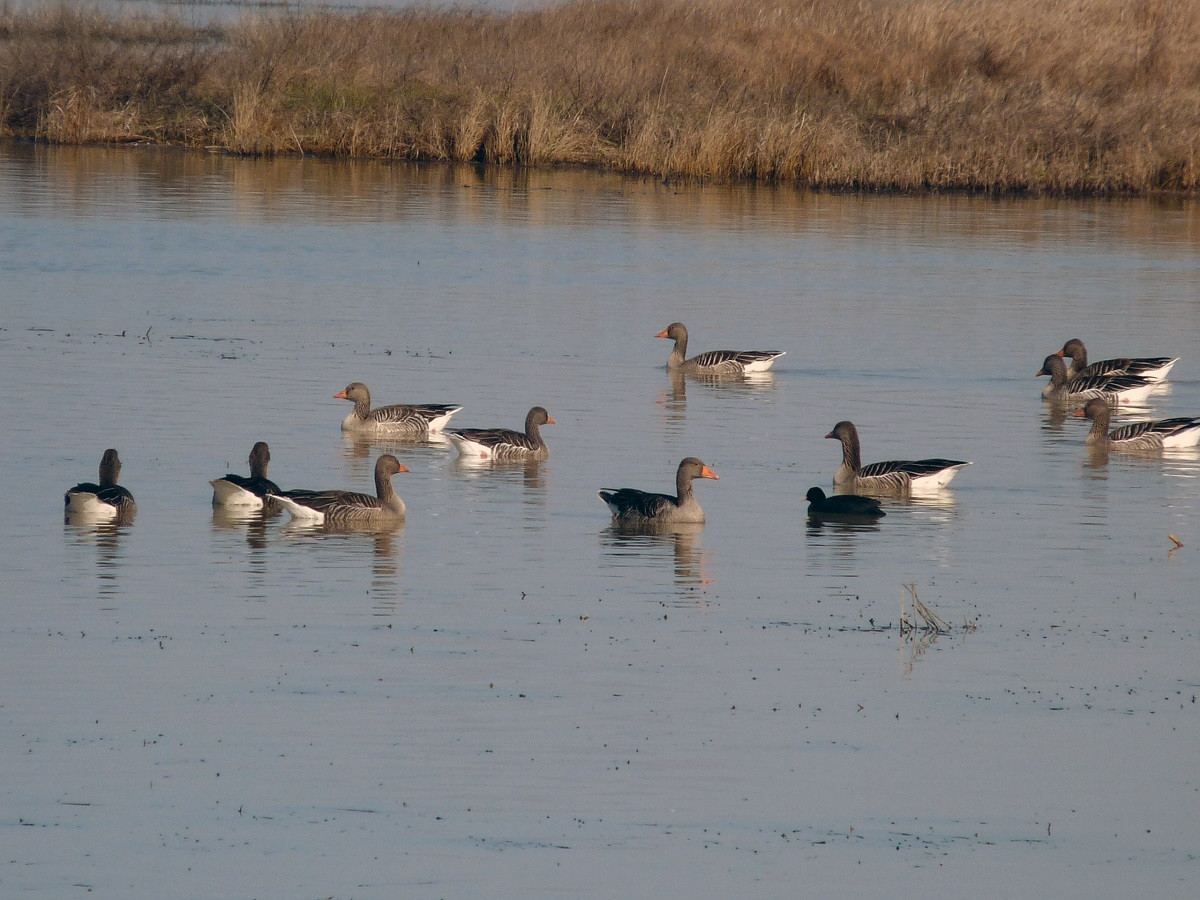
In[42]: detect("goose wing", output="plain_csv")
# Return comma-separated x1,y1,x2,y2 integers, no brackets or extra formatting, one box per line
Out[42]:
599,488,675,520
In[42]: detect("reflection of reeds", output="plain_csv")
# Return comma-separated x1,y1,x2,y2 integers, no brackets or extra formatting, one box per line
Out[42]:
3,0,1199,192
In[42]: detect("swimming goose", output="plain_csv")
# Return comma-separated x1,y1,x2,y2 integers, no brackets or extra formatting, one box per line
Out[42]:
1037,354,1157,406
598,457,719,525
210,441,281,507
1074,398,1200,451
1057,338,1177,383
825,421,970,494
270,454,408,525
336,382,462,435
446,406,554,461
65,448,136,522
805,487,885,518
655,322,784,376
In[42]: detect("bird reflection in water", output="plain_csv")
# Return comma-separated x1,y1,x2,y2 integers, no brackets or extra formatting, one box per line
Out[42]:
280,518,404,614
343,431,448,464
658,370,777,420
211,505,277,552
63,518,133,598
601,521,714,598
451,456,549,523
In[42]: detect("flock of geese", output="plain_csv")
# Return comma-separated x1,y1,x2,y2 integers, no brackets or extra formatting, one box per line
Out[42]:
65,326,1196,529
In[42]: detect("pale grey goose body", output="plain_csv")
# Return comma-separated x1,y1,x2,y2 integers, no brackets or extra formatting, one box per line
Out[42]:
599,457,719,525
1057,338,1177,383
336,382,461,435
446,406,554,462
825,421,970,495
271,454,408,525
1075,398,1200,452
1037,354,1157,406
656,322,784,376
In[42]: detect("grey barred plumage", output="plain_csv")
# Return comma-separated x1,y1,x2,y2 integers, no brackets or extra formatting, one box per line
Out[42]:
825,421,969,495
656,322,784,376
336,381,462,435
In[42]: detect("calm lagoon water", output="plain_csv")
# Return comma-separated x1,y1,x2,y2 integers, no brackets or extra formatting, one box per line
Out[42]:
2,141,1199,896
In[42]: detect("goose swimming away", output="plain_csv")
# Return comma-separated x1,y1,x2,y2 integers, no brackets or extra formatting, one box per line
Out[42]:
599,457,719,525
210,441,281,507
655,322,784,376
335,381,462,435
270,454,408,525
805,487,885,518
65,448,136,523
825,421,970,494
1074,398,1200,452
446,406,554,461
1037,354,1157,406
1057,338,1177,383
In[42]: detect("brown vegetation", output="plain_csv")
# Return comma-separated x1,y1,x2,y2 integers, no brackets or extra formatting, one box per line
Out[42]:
2,0,1199,193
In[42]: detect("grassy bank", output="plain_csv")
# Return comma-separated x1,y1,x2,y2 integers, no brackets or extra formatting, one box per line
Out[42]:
2,0,1199,193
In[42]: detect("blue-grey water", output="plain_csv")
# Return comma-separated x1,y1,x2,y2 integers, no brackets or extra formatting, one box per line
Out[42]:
2,141,1198,896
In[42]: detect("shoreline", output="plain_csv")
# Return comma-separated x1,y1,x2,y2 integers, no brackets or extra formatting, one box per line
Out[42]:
3,0,1199,196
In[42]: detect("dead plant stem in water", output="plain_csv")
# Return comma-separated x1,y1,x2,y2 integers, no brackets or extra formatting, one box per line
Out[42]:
2,0,1199,193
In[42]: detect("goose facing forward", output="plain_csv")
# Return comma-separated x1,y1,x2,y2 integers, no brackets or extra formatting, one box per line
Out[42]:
271,454,408,525
1037,354,1157,406
1057,338,1177,383
1074,398,1200,452
446,406,554,461
655,322,784,376
336,382,462,435
65,448,136,522
825,421,970,494
210,441,280,507
599,457,719,525
805,487,885,518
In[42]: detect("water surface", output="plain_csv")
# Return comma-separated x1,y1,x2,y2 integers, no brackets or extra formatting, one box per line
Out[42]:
2,141,1199,896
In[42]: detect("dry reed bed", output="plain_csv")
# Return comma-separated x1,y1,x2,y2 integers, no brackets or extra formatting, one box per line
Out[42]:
2,0,1199,192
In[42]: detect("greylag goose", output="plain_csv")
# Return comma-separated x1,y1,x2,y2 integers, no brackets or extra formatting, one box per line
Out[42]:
1037,354,1157,406
65,449,136,522
270,454,408,525
1074,398,1200,451
805,487,885,518
210,441,281,507
825,421,970,494
446,406,554,461
1057,338,1177,383
336,382,462,435
655,322,784,376
599,457,719,525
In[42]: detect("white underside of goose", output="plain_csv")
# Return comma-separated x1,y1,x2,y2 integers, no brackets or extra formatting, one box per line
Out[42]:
273,495,326,523
908,463,972,492
1160,425,1200,448
209,478,266,507
1133,359,1179,383
1106,381,1159,405
738,353,786,374
65,492,119,521
445,433,498,459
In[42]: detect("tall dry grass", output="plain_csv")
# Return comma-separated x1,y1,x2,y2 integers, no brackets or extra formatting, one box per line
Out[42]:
2,0,1199,192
